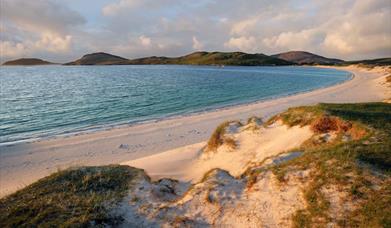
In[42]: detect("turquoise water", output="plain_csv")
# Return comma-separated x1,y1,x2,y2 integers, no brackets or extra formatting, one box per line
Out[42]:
0,65,351,145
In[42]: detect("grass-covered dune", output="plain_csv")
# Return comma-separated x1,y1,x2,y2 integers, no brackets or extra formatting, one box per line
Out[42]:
0,166,145,227
1,102,390,227
268,103,391,227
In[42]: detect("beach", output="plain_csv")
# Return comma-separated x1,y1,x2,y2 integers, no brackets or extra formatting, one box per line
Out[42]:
0,65,389,198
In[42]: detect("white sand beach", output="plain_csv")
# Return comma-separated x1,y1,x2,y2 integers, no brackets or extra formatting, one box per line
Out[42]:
0,65,389,197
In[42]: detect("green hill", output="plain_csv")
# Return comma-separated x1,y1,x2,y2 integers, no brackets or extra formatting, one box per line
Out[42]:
345,57,391,66
127,51,294,66
65,51,294,66
64,52,128,65
2,58,55,66
272,51,344,65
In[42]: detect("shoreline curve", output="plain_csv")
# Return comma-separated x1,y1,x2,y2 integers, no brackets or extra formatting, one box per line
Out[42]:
0,65,388,198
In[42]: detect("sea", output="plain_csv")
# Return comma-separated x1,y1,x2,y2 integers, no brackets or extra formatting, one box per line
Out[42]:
0,65,351,145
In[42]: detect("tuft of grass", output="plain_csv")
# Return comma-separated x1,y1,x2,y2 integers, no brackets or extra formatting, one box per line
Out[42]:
0,165,143,227
224,137,237,149
310,115,352,133
247,116,262,125
242,116,263,131
292,209,311,228
206,121,230,151
271,106,323,127
206,121,239,151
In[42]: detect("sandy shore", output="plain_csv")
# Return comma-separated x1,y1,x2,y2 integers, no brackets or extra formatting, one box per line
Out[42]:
0,65,389,197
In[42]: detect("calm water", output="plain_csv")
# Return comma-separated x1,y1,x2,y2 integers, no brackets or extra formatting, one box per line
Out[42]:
0,65,351,145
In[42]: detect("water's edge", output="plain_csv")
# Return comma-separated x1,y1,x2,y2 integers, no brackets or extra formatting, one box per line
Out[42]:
0,67,354,147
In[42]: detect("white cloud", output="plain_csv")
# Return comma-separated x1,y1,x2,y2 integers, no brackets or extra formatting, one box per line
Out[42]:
0,0,84,62
0,41,27,58
139,35,152,47
224,36,257,52
102,0,143,16
35,33,73,53
0,33,72,60
192,36,203,50
230,17,258,36
262,28,323,52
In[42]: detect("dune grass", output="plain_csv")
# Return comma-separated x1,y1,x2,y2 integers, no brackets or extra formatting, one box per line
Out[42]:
206,121,230,151
206,121,240,151
268,102,391,227
0,165,143,227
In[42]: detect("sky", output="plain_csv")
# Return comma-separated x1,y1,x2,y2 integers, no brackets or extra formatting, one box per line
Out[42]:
1,0,390,63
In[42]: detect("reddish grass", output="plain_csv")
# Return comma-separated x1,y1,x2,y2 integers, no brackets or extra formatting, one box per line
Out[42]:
348,125,367,140
310,115,352,134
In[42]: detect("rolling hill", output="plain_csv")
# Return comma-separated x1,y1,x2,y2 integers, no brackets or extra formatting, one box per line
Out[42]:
2,58,55,66
126,51,294,66
65,51,294,66
64,52,128,65
346,57,391,66
272,51,344,65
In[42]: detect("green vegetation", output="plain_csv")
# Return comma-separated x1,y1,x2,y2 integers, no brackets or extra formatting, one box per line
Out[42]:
268,102,391,227
272,51,344,65
65,51,294,66
159,51,293,66
206,121,241,151
64,52,128,65
2,58,54,66
345,57,391,66
206,121,231,151
0,165,143,227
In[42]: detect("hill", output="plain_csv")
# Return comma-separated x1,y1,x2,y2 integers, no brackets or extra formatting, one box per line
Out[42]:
64,52,128,65
272,51,344,65
2,58,54,66
346,57,391,66
65,51,294,66
126,51,294,66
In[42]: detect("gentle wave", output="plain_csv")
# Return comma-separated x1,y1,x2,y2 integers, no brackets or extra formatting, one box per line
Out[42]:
0,65,351,145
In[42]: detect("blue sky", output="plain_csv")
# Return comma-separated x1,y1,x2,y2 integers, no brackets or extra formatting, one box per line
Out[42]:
1,0,390,63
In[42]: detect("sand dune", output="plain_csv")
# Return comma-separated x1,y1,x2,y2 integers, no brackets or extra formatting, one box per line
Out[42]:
122,120,313,182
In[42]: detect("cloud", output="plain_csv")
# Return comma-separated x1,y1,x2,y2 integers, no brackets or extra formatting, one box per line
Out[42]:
99,0,391,59
262,29,324,52
1,0,390,62
0,0,85,62
0,41,27,58
192,36,203,50
1,0,85,34
1,32,72,60
139,35,152,47
224,36,257,52
230,17,259,36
